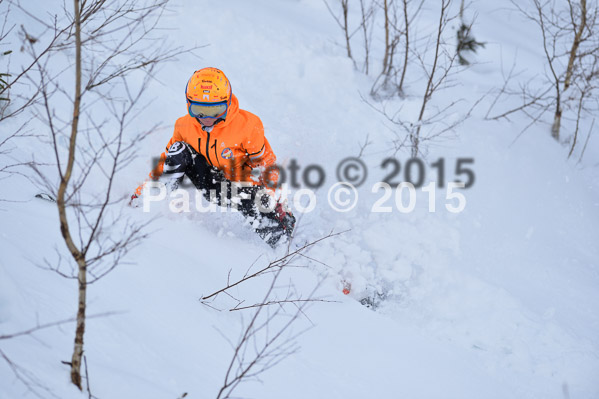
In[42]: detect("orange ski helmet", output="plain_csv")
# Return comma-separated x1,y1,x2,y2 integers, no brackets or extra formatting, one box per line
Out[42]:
185,67,232,127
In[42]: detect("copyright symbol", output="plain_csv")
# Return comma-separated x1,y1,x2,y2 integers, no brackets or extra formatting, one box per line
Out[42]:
336,157,367,187
327,182,358,212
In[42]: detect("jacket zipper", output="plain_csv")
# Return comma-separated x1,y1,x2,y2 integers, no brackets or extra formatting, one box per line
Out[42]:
212,139,220,167
205,131,213,165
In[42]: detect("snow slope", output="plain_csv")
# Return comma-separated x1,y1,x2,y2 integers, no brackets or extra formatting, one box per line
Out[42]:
1,0,598,398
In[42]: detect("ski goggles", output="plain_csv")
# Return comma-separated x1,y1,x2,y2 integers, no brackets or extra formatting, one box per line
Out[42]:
188,101,228,120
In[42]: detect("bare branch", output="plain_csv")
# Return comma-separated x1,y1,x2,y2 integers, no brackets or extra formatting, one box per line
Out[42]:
229,298,338,312
200,230,345,302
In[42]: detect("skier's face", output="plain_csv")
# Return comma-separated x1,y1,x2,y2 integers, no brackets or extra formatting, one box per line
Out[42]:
197,116,220,127
188,100,228,128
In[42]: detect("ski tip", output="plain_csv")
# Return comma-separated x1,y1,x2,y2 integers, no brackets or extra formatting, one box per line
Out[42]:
342,280,351,295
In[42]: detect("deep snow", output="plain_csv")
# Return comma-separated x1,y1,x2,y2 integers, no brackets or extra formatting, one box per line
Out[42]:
1,0,598,398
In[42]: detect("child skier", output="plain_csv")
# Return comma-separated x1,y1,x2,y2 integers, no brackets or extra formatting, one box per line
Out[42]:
130,67,295,246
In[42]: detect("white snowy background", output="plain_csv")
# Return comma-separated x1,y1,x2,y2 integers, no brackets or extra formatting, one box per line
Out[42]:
1,0,598,398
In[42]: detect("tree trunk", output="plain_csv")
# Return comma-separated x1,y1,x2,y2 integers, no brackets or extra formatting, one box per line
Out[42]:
342,1,353,62
551,107,561,140
382,0,390,77
70,259,87,389
553,0,586,142
398,0,409,93
59,0,85,389
564,0,586,92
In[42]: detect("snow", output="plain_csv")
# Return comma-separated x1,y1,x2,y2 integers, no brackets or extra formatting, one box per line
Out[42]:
1,0,598,398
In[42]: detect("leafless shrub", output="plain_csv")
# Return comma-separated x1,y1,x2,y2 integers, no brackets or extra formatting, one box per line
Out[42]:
370,0,425,97
323,0,357,69
358,0,376,74
215,272,307,398
366,0,479,157
10,0,190,389
406,0,462,156
325,0,477,156
397,0,421,92
324,0,425,97
202,232,342,399
487,0,599,155
379,0,398,88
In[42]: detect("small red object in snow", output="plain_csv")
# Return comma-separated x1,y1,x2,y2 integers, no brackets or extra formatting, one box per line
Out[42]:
342,280,351,295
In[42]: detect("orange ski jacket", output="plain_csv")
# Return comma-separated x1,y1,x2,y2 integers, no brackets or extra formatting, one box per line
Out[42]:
135,94,278,196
